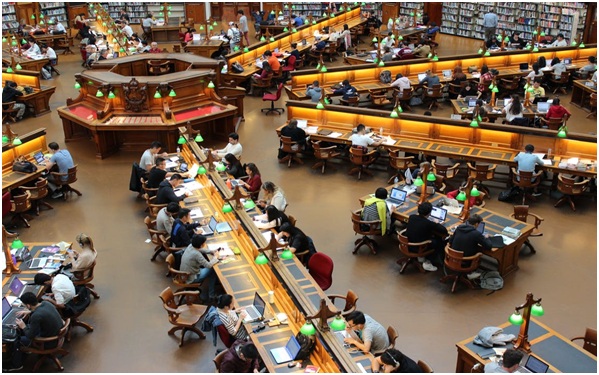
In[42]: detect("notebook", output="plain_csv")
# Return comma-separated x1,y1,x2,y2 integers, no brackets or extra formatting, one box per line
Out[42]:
417,73,427,82
2,297,25,325
516,354,549,373
519,62,529,71
270,335,302,364
428,206,447,223
9,277,43,298
442,69,452,78
241,292,266,323
187,163,199,180
536,102,550,113
199,216,232,236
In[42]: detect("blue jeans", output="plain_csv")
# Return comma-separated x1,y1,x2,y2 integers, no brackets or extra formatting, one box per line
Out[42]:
191,268,217,300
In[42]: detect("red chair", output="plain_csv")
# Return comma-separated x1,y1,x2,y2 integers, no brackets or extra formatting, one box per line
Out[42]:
261,83,285,116
216,324,235,348
308,253,334,291
282,54,297,80
2,191,11,218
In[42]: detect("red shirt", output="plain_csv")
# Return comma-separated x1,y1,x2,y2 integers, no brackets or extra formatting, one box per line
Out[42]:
545,104,571,120
447,189,477,207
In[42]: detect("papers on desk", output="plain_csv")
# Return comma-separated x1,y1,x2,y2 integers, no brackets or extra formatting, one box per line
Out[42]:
499,235,515,246
382,136,396,146
542,159,552,166
442,204,463,215
540,67,553,71
296,119,308,128
182,180,203,191
471,72,481,78
169,156,179,162
165,161,178,169
174,188,189,197
305,126,319,135
328,132,343,138
208,243,235,257
190,208,203,219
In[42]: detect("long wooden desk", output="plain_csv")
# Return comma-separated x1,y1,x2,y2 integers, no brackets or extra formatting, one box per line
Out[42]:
2,128,47,193
151,25,181,43
2,68,56,117
571,80,597,112
1,51,49,73
183,39,225,59
455,318,597,373
450,99,545,121
176,140,371,373
281,101,597,178
31,33,73,54
2,242,71,286
358,186,533,277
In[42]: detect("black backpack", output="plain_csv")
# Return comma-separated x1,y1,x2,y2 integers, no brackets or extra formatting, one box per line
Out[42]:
294,332,316,360
498,186,520,202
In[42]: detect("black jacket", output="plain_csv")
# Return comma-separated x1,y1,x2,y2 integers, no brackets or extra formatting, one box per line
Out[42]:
2,85,23,103
170,219,200,248
450,224,492,257
405,214,448,252
156,180,184,205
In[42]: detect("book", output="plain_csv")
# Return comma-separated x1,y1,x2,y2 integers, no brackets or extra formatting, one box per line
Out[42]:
304,365,320,373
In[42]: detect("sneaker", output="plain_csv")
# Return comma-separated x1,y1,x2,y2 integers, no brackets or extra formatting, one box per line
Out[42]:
422,261,438,272
467,271,482,280
51,191,64,199
531,191,542,197
3,365,23,372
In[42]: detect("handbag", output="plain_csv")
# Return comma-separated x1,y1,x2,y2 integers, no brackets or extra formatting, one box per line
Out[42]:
231,61,244,73
12,156,37,173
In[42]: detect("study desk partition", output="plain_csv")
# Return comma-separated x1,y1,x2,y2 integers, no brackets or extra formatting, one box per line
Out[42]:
281,102,597,178
358,185,534,277
151,25,181,44
183,39,225,59
455,318,597,373
1,51,50,72
177,140,370,373
2,69,56,117
2,128,47,193
571,80,597,112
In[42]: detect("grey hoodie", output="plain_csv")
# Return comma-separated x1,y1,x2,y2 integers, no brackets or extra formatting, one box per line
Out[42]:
306,86,322,103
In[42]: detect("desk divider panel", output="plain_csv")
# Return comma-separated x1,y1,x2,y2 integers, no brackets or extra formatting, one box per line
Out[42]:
477,128,515,149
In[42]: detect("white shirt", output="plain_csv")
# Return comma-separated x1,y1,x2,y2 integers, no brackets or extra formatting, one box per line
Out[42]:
52,274,76,305
45,47,57,60
390,76,411,92
592,71,597,83
53,22,66,33
216,142,243,159
122,25,134,37
350,133,375,148
156,207,174,234
27,43,41,55
503,102,523,122
550,39,567,47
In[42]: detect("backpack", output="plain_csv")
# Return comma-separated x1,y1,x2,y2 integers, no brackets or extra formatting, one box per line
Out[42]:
41,67,52,80
231,29,241,43
479,271,503,292
231,61,244,73
294,332,316,360
379,70,392,84
63,285,91,318
498,186,520,202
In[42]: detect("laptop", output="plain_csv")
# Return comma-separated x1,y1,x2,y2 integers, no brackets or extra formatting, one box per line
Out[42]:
476,222,485,234
386,187,407,208
417,73,427,82
179,163,188,172
563,58,572,65
536,101,550,113
2,297,25,325
519,62,529,71
442,69,452,78
33,151,46,165
241,292,266,323
199,216,232,236
503,98,512,107
468,98,478,107
28,257,48,269
270,335,302,364
533,96,548,104
9,277,43,299
428,206,447,223
517,354,549,373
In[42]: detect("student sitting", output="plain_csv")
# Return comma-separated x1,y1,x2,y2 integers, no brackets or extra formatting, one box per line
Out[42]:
333,79,358,102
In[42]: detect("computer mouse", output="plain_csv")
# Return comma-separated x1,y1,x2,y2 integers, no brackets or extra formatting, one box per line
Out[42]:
287,361,297,368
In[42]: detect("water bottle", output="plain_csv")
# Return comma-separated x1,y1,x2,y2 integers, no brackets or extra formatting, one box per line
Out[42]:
547,148,552,160
379,127,384,135
176,147,180,157
394,176,399,186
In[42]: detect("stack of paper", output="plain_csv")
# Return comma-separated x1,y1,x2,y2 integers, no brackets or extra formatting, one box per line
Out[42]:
208,243,235,257
305,126,319,135
183,181,203,191
190,208,203,219
329,132,343,138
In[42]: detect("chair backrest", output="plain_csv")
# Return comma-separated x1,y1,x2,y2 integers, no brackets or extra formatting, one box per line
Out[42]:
280,136,299,154
342,290,358,313
173,45,181,53
444,246,481,273
396,87,413,100
468,163,495,181
512,169,540,188
418,360,434,373
590,93,597,106
308,252,334,291
11,191,31,212
165,253,190,285
351,209,381,236
343,96,360,106
217,324,235,348
20,177,49,200
557,71,570,82
288,214,297,227
387,325,398,349
213,345,229,372
432,160,459,179
273,83,284,100
159,287,180,323
557,174,589,195
349,146,375,166
286,54,296,68
52,165,78,186
30,318,70,353
72,260,96,285
577,328,598,356
398,229,432,257
2,191,11,216
312,141,338,160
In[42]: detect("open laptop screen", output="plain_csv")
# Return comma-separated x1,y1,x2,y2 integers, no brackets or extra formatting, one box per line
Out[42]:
417,73,426,82
9,277,24,296
389,188,407,202
430,206,447,222
476,222,485,234
253,292,266,315
563,58,572,65
468,98,478,107
524,354,549,373
537,102,550,112
2,297,11,319
519,63,529,70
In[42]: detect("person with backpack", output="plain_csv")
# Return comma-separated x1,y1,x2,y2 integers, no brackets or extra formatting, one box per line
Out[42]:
333,79,358,102
170,208,201,247
450,214,492,279
227,22,241,52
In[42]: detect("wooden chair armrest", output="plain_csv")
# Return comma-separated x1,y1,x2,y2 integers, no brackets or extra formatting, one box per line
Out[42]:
571,336,585,342
51,171,68,178
319,145,339,152
360,219,382,226
449,162,461,171
510,167,519,175
533,170,543,178
326,294,346,303
407,239,433,247
466,162,476,171
462,252,483,261
487,164,497,172
173,290,200,298
32,334,61,342
527,212,544,222
18,185,37,191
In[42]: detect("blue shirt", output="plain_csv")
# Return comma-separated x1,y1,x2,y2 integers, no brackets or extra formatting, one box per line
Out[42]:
50,149,75,180
294,16,304,26
514,152,543,172
483,12,498,28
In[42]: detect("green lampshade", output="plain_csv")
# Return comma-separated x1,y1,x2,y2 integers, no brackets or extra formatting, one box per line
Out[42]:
278,10,283,15
11,238,24,249
168,6,172,10
397,105,403,113
527,86,534,93
222,203,233,213
160,5,164,10
6,66,13,73
216,163,227,172
2,37,7,43
12,136,22,145
432,55,439,61
390,34,395,39
199,25,205,30
108,29,113,34
209,25,214,31
312,20,317,25
198,166,207,175
108,91,116,99
233,46,239,51
284,4,289,9
96,90,104,97
532,46,539,52
509,311,524,325
504,36,509,43
414,176,424,187
315,62,321,70
102,21,107,26
324,97,331,104
11,40,17,46
373,57,378,64
270,10,275,15
488,83,495,90
372,37,378,42
557,126,567,138
213,21,218,26
378,60,385,67
491,86,499,93
177,135,186,144
531,303,544,317
579,42,585,48
260,36,266,41
269,36,275,42
470,119,479,128
2,134,9,143
31,14,35,19
292,5,296,10
456,191,467,201
390,108,399,118
361,2,366,5
409,12,414,17
320,65,327,72
154,90,162,99
291,28,297,33
478,48,484,55
168,11,171,16
323,12,327,17
119,47,125,52
477,115,482,122
398,35,403,41
330,315,346,330
330,13,334,18
159,12,164,16
426,172,436,181
525,45,531,50
497,35,502,42
470,187,480,197
168,89,176,97
208,81,215,89
571,41,578,46
21,39,26,45
316,101,325,109
283,27,288,32
484,51,491,57
194,133,203,142
339,6,344,11
243,199,256,210
523,83,529,90
280,248,293,260
243,47,249,52
14,63,22,70
533,30,538,35
300,321,317,336
540,31,546,37
254,253,269,265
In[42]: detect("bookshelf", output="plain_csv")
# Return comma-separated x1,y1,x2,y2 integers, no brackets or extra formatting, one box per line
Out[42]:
39,2,69,28
2,3,19,33
361,2,382,20
95,2,149,24
147,3,185,25
441,2,588,41
398,2,423,19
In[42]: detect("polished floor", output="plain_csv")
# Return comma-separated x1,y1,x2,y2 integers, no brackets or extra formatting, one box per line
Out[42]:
4,33,597,373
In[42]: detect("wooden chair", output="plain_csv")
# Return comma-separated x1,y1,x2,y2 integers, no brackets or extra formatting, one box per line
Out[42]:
287,214,297,227
388,152,415,184
539,115,567,130
548,71,570,94
394,87,414,112
369,89,392,108
148,60,171,75
250,75,272,97
160,235,185,258
173,44,181,53
72,260,100,299
306,50,322,67
418,360,434,373
145,195,168,219
21,318,70,371
351,209,381,255
327,290,358,317
396,229,433,274
387,325,398,349
424,84,443,110
2,101,19,123
587,93,597,118
19,177,53,216
145,216,168,261
571,328,597,356
141,177,158,197
10,190,32,228
63,287,94,342
311,140,341,174
498,76,520,94
339,96,360,107
50,165,82,200
56,33,74,55
555,174,590,211
308,252,334,291
509,205,543,254
432,160,460,189
159,286,208,347
448,81,466,99
511,168,542,204
467,163,497,197
431,173,447,193
213,348,228,372
348,146,377,180
440,246,482,293
165,253,203,298
279,136,304,167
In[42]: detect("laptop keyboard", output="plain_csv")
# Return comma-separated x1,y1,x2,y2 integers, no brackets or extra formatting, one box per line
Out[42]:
3,309,20,325
246,306,260,320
